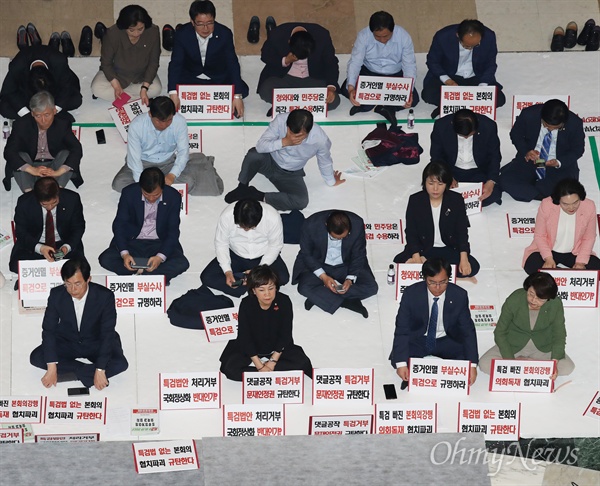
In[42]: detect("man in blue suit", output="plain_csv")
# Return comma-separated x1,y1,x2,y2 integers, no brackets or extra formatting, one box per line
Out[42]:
30,257,128,390
167,0,249,117
390,258,478,387
421,19,505,118
99,167,189,283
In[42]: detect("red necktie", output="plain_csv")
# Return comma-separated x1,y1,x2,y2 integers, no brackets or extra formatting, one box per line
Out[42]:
45,209,56,249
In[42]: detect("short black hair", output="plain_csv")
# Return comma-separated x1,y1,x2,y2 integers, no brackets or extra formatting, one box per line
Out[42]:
452,109,478,136
29,66,54,95
541,99,569,126
61,256,91,281
369,11,394,32
33,176,59,202
289,30,315,60
422,257,452,280
326,210,351,235
149,96,176,120
233,199,263,229
550,178,586,205
421,161,453,189
457,19,485,40
139,167,165,192
189,0,216,20
116,4,153,29
523,272,558,300
247,265,280,291
286,109,313,134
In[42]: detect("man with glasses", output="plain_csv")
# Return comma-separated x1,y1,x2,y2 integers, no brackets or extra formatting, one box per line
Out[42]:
292,210,378,318
167,0,249,118
500,99,584,202
390,258,478,389
421,19,505,119
30,256,128,390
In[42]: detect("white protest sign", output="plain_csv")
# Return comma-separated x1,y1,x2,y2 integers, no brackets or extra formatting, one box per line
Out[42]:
35,433,100,443
272,88,327,120
451,182,483,215
108,98,149,142
364,220,403,244
71,125,81,140
489,359,556,393
223,403,285,437
408,358,471,395
0,396,44,424
187,126,202,153
355,75,413,106
458,402,521,441
45,397,107,425
583,391,600,420
312,368,374,405
242,371,304,404
582,115,600,137
395,263,457,301
545,269,599,308
159,372,221,410
0,226,12,250
309,415,372,435
506,213,536,238
171,183,188,216
201,307,239,342
131,408,160,435
440,86,496,119
106,275,166,314
0,429,24,444
133,439,199,474
18,259,66,307
4,423,33,442
470,304,497,330
177,84,233,120
511,95,570,125
375,403,437,434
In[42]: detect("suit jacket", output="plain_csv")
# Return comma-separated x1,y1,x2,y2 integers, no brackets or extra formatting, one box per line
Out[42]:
3,113,84,190
424,24,500,87
12,187,85,254
404,190,471,256
522,197,597,266
41,282,120,369
494,289,566,360
167,22,248,96
111,183,183,258
0,45,82,116
430,112,501,182
257,22,340,92
510,104,584,176
391,281,479,364
291,210,371,284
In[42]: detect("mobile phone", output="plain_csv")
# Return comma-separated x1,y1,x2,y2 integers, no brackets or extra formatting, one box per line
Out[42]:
231,279,245,288
131,257,151,269
96,129,106,144
53,250,65,261
383,383,397,400
68,387,89,396
535,159,545,168
335,282,346,293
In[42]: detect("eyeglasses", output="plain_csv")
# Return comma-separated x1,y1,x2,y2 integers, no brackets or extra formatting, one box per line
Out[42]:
64,282,84,289
193,21,214,28
526,289,547,304
427,279,448,288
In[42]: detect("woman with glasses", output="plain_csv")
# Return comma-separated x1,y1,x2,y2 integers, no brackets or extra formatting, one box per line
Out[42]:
393,160,479,281
91,5,161,105
523,178,600,274
478,272,574,378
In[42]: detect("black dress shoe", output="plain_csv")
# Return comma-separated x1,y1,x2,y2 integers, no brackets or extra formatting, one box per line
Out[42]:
266,107,273,117
340,298,369,319
374,105,397,126
577,19,595,45
94,22,107,41
304,299,315,311
17,25,28,50
430,107,440,119
400,380,409,391
162,24,174,51
266,16,276,37
564,21,578,48
48,32,60,51
550,26,564,52
586,26,600,51
247,16,260,44
60,31,75,57
176,23,184,31
27,22,42,46
349,106,362,116
78,26,93,56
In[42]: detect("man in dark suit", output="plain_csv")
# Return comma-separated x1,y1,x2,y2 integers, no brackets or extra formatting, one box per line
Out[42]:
430,108,502,206
292,210,378,318
0,44,82,121
9,176,85,274
390,258,478,388
167,0,249,117
3,90,83,192
500,99,584,202
30,257,128,390
98,167,189,283
422,19,505,118
257,22,340,112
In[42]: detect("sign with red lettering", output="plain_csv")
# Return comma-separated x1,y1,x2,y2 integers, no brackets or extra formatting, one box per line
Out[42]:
490,359,556,393
470,304,497,330
0,226,12,250
451,182,483,215
440,86,496,120
71,125,81,140
242,371,304,404
223,403,285,437
4,423,33,442
355,75,413,107
0,396,44,424
512,95,570,126
458,402,521,440
408,358,471,395
312,368,374,405
272,88,328,120
364,220,403,244
159,372,221,410
395,263,457,301
45,397,107,424
308,414,372,435
201,307,239,342
108,98,149,142
18,260,66,308
177,85,233,120
375,403,437,434
544,269,598,308
583,391,600,420
582,115,600,136
171,183,188,216
0,428,24,444
131,408,160,435
187,126,202,152
506,213,536,238
106,275,166,314
35,433,100,443
133,439,199,474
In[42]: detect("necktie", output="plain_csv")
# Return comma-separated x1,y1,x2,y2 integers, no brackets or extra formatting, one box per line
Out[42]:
45,209,56,249
537,130,552,180
426,297,439,354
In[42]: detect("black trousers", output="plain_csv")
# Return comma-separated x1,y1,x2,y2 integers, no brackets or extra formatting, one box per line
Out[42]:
524,251,600,275
394,246,480,278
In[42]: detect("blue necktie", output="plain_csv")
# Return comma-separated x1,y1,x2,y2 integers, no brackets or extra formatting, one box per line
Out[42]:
426,297,439,354
537,130,552,180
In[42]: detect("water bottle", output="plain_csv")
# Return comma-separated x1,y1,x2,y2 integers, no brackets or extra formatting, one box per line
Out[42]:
2,121,9,140
387,264,396,285
407,109,415,130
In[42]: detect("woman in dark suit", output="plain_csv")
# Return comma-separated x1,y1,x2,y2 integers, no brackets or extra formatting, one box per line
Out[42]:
394,160,479,279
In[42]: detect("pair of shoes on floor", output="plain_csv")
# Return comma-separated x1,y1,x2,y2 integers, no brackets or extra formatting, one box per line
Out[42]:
78,26,93,56
247,16,276,44
578,19,600,50
553,19,600,51
17,23,42,50
224,183,265,204
340,298,369,319
48,31,76,57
